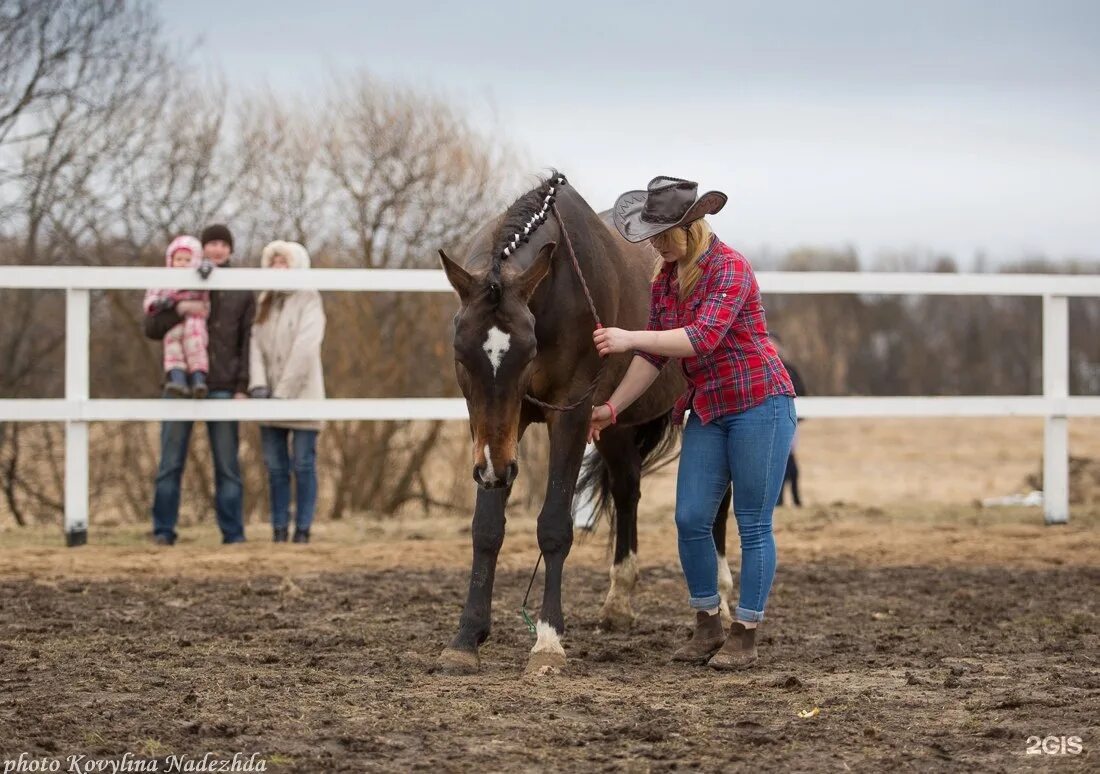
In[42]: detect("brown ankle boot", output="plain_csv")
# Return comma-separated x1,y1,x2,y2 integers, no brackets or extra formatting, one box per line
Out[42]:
708,621,758,670
670,611,726,663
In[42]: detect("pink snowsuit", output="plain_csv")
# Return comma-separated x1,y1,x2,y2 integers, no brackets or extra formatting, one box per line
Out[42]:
143,236,209,375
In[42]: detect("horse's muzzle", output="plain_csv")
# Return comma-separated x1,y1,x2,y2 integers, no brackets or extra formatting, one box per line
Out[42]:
473,461,519,490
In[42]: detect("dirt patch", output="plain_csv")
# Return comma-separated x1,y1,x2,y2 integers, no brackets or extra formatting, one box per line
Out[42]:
2,417,1099,770
1,557,1097,771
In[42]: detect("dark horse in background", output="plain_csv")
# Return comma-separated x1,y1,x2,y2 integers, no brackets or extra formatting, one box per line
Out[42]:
437,172,732,674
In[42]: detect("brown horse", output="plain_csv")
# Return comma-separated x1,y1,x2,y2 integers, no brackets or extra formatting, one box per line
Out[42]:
437,172,731,674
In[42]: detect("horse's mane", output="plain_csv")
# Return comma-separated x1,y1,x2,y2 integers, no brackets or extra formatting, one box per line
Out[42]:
491,170,566,278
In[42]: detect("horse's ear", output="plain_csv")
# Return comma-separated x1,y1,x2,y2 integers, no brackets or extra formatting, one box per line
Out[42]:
516,241,555,303
439,249,474,303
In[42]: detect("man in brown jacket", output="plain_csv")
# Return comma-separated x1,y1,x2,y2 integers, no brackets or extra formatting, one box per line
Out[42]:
144,224,255,544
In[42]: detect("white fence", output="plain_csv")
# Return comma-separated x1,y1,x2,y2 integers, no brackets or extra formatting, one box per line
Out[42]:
1,266,1099,544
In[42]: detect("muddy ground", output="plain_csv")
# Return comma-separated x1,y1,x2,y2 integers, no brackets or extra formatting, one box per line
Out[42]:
1,513,1097,772
3,417,1100,771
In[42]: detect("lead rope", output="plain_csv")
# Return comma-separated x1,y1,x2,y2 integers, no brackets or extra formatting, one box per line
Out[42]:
521,202,605,412
519,201,605,634
520,552,543,635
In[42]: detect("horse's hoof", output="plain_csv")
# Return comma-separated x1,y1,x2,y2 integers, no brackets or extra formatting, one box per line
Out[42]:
596,608,636,632
435,647,480,675
525,650,566,676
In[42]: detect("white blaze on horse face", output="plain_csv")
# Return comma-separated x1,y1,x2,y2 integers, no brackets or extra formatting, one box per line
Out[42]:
482,444,496,484
482,326,511,377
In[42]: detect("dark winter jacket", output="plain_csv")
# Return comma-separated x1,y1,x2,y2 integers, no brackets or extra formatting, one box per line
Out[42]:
144,275,255,394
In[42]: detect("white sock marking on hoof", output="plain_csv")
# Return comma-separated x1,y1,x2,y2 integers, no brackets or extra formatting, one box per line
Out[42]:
599,552,638,627
609,551,639,593
482,326,510,376
531,620,565,655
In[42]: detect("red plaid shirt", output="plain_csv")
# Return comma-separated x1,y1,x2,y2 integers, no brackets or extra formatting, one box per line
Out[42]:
637,236,794,424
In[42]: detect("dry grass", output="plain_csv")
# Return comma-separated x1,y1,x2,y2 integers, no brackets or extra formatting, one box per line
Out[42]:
2,417,1099,583
780,415,1100,506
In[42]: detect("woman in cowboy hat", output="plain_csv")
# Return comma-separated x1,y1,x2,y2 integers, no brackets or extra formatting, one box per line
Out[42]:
589,176,796,670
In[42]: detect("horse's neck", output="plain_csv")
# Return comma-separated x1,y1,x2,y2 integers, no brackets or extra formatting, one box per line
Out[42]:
554,195,607,278
530,199,606,355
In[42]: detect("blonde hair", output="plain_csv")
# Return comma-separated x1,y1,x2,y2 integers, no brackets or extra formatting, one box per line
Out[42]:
650,218,714,300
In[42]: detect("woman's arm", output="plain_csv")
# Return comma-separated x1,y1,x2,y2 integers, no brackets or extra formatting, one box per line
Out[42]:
589,355,660,441
594,325,696,359
273,292,325,398
631,328,695,358
595,256,755,359
248,322,268,394
607,355,661,413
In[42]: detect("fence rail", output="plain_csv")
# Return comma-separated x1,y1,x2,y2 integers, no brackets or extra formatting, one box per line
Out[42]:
0,266,1094,544
0,396,1097,423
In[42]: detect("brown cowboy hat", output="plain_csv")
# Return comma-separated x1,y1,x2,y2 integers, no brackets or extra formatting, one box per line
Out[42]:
612,176,727,243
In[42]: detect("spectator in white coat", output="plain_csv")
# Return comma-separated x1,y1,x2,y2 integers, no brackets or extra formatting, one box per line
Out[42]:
249,240,326,543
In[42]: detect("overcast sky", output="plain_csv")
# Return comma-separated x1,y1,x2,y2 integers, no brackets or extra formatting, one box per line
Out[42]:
159,0,1100,265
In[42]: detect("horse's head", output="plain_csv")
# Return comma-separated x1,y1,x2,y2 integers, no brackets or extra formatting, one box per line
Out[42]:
439,241,554,489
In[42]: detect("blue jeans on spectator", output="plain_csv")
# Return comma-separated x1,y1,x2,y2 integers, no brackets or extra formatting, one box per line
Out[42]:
675,395,796,622
151,390,245,544
259,426,319,533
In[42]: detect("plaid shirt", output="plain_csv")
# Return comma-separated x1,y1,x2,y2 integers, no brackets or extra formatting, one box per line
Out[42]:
637,236,794,424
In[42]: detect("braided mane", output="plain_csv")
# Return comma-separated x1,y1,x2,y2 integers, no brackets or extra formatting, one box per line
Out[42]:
491,171,567,275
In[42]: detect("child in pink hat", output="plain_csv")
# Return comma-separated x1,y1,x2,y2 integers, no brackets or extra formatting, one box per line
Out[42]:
142,235,210,397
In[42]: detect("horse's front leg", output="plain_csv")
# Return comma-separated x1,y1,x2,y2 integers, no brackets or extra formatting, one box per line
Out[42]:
526,408,589,674
436,484,510,674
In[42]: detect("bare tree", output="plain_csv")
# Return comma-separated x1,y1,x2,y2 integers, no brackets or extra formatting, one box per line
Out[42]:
2,6,1095,530
316,75,518,517
2,1,169,262
0,0,175,526
233,92,336,254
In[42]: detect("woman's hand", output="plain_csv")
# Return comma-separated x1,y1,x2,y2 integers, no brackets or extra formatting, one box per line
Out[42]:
589,404,614,442
593,327,635,357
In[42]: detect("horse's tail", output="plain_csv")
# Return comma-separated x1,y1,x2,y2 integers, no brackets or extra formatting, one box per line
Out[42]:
576,411,681,536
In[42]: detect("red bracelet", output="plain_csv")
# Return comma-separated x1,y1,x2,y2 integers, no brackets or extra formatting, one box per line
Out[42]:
605,401,618,425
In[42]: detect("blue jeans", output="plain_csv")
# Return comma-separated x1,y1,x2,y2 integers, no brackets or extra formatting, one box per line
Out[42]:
260,426,319,533
675,395,796,622
151,390,245,543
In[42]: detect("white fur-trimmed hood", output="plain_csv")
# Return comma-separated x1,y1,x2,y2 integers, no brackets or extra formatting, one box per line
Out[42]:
260,240,311,270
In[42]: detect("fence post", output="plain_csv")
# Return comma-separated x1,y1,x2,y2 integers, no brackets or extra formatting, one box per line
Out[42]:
65,288,90,546
1042,294,1069,524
